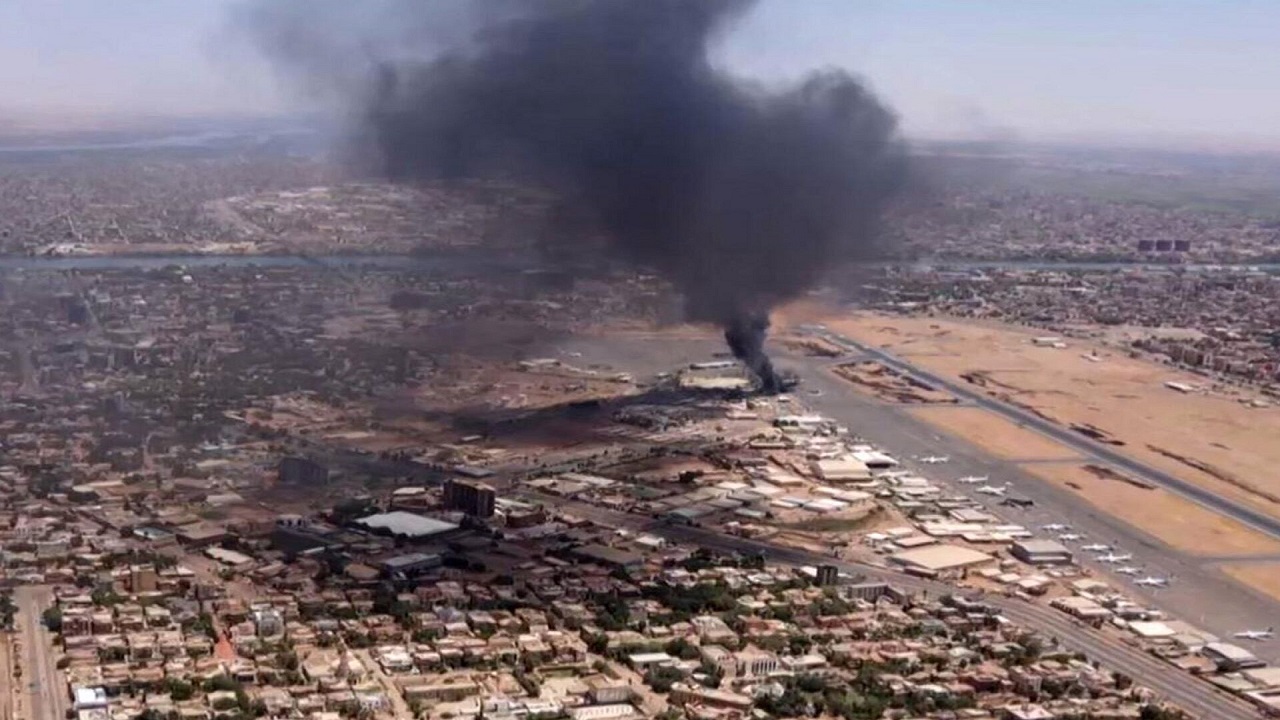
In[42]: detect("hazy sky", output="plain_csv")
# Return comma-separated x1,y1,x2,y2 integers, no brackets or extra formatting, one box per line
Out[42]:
2,0,1278,146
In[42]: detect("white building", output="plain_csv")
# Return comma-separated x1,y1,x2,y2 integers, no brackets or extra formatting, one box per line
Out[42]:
570,704,637,720
252,608,284,637
734,649,780,678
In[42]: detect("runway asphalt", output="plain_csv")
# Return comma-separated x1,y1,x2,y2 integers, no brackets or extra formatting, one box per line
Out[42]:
816,328,1280,542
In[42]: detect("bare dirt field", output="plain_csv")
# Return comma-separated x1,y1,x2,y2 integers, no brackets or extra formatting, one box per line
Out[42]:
832,361,957,404
1221,563,1280,604
1018,463,1280,557
907,405,1083,461
823,311,1280,521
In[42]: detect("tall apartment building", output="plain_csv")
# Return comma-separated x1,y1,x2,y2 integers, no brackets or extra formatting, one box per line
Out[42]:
443,478,496,518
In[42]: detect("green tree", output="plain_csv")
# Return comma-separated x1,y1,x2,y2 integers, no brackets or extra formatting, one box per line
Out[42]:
586,633,610,655
41,606,62,632
0,593,16,629
204,674,241,693
190,612,218,640
644,666,685,693
166,679,196,702
664,638,700,661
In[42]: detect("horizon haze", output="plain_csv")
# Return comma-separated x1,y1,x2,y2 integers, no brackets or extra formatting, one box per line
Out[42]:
0,0,1277,152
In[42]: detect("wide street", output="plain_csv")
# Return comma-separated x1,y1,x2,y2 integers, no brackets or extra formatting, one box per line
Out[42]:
14,586,65,720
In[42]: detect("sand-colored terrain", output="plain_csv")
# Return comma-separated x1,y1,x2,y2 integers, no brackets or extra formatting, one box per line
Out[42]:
908,405,1082,461
824,312,1280,521
1221,564,1280,604
832,361,957,404
1019,463,1280,557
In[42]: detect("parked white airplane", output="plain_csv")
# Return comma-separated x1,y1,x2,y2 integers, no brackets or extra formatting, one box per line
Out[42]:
1041,523,1069,532
1233,628,1274,641
919,455,950,464
1133,576,1170,587
1058,533,1083,541
1080,543,1112,553
1097,552,1133,564
958,475,989,485
1114,566,1141,575
976,484,1008,496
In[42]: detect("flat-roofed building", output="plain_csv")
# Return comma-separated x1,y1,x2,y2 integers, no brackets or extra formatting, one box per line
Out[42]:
585,675,632,704
811,458,872,483
355,512,461,540
1010,539,1074,566
627,652,674,668
889,545,994,576
177,524,229,547
572,544,644,570
380,553,442,578
1203,642,1265,671
734,648,779,678
669,683,752,710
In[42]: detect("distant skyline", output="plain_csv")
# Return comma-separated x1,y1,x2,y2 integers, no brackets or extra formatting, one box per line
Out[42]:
2,0,1279,149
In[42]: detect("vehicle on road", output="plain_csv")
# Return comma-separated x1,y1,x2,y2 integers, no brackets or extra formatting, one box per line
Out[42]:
1081,543,1112,552
958,475,990,484
919,455,950,464
1058,533,1083,541
1042,523,1069,531
1133,576,1170,587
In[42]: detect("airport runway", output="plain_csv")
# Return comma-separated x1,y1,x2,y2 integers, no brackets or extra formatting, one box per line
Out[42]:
557,333,1280,659
792,329,1280,656
814,328,1280,541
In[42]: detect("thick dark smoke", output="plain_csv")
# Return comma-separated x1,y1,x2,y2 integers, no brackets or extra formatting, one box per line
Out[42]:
240,0,907,391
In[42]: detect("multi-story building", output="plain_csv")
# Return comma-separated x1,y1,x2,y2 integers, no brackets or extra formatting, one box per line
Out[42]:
443,478,496,518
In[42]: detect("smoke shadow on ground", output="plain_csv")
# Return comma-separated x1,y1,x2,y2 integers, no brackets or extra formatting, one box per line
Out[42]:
378,385,756,450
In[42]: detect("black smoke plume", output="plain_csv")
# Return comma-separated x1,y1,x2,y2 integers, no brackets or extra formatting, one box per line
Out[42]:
239,0,907,391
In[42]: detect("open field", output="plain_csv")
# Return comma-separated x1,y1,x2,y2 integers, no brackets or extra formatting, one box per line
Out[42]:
1221,564,1280,604
823,312,1280,520
831,360,957,404
907,405,1083,461
1018,463,1280,557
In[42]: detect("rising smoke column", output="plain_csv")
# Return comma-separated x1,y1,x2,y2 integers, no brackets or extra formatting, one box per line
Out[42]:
241,0,907,391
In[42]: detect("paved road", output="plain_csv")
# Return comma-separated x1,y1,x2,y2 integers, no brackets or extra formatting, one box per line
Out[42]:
815,329,1280,542
0,618,13,720
14,587,65,720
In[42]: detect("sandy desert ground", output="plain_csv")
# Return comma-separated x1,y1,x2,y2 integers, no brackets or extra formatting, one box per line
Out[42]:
1017,463,1280,557
906,405,1084,461
1222,563,1280,604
